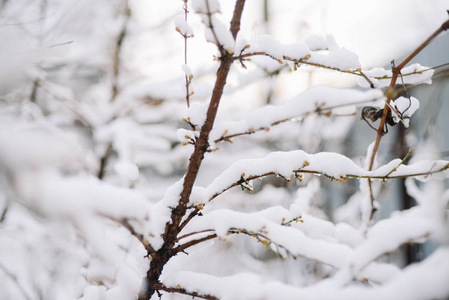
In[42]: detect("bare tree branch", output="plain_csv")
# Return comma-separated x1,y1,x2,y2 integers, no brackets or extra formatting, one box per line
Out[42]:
365,19,449,220
368,19,449,171
110,0,131,102
213,97,381,145
175,233,217,253
0,262,31,300
153,282,219,300
138,2,247,299
113,218,157,257
234,51,444,82
206,162,449,204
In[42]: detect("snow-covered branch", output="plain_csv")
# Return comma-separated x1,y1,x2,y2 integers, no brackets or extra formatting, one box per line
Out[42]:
189,150,449,205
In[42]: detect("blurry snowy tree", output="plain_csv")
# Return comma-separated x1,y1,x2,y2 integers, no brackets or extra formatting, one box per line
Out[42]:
1,0,449,299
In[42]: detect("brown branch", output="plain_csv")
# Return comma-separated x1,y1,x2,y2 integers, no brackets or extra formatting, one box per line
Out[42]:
234,51,447,82
364,19,449,221
0,201,8,223
175,227,275,254
116,218,156,257
183,0,192,107
30,78,39,102
138,2,247,299
175,233,218,253
206,163,449,203
176,229,216,242
178,207,200,233
0,262,31,300
152,282,219,300
230,0,245,39
205,0,225,56
110,0,131,102
213,97,381,144
368,20,449,171
97,142,112,180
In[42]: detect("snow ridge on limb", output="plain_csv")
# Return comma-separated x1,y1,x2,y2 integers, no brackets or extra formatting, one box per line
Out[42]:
168,201,449,299
162,246,449,300
356,63,434,88
179,206,399,282
179,86,384,148
186,150,449,205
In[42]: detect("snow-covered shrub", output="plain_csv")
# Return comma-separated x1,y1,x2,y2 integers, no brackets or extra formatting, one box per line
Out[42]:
0,1,448,300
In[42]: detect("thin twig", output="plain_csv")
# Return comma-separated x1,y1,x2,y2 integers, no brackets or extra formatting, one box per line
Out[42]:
97,142,112,180
175,229,216,242
205,0,225,56
152,282,219,300
178,207,200,233
385,149,413,177
183,0,192,107
206,163,449,204
365,19,449,221
0,262,31,300
0,201,9,223
213,96,382,144
233,51,449,82
369,19,449,171
115,218,156,257
138,2,247,299
110,0,131,102
175,233,217,253
175,227,276,254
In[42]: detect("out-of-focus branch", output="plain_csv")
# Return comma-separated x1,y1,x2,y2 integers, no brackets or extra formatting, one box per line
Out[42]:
97,142,112,180
113,218,157,257
111,0,131,102
205,0,225,56
152,282,219,300
0,262,31,300
183,0,192,107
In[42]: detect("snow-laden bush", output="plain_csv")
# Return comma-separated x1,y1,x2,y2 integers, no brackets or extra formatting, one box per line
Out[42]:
0,0,448,299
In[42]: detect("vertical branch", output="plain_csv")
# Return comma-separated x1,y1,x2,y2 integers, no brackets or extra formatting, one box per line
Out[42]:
138,1,246,299
175,0,246,224
97,142,112,180
29,0,48,103
110,0,131,102
230,0,245,39
368,19,449,171
0,262,31,300
183,0,192,107
0,202,8,223
366,19,449,220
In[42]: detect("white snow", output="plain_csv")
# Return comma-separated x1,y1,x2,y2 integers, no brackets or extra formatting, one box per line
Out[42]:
174,15,194,37
208,86,384,144
191,0,221,14
257,34,284,60
357,63,434,88
307,35,361,71
392,96,420,127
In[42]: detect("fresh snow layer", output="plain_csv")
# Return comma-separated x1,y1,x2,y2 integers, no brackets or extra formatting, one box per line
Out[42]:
357,63,434,88
163,247,449,300
204,86,384,148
